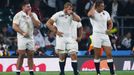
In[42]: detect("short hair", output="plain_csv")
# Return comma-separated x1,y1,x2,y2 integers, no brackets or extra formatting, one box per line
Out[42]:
64,2,73,8
95,0,104,8
21,1,30,8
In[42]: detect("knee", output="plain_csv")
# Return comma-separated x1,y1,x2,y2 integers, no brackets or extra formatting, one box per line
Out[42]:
59,58,65,62
106,53,112,59
70,53,77,60
18,53,25,59
28,54,34,59
59,54,66,62
94,54,101,59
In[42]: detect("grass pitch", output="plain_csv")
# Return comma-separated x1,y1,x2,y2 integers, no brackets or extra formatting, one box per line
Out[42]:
0,71,134,75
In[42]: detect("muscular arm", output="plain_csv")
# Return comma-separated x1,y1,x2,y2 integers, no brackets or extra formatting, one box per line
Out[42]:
13,23,24,35
72,13,81,22
107,19,113,30
87,3,96,17
46,19,57,33
78,27,83,38
31,14,41,28
77,27,83,42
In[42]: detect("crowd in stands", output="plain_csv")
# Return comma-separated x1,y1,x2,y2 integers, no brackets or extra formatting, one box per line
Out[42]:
0,0,134,57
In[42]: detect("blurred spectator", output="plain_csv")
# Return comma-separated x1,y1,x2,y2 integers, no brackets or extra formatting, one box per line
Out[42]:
40,0,56,18
44,31,56,50
46,0,56,16
0,25,11,37
0,43,10,56
131,45,134,55
32,0,45,22
70,0,77,5
124,0,134,16
85,0,94,14
76,0,89,17
121,32,133,50
0,33,11,47
79,26,90,50
34,47,45,56
34,28,45,49
0,24,14,46
111,37,118,50
105,0,124,23
56,0,70,11
110,34,121,50
0,0,8,8
8,37,17,51
124,0,134,26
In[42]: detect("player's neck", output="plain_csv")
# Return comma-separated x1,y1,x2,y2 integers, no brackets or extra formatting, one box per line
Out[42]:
22,10,28,15
63,9,67,14
96,9,103,13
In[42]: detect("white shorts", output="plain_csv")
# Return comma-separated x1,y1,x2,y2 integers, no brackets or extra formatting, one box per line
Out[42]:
55,36,78,54
17,38,35,50
92,33,111,48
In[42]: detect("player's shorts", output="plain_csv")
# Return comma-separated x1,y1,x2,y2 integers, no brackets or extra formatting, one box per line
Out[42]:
17,37,35,50
55,36,78,54
92,32,111,48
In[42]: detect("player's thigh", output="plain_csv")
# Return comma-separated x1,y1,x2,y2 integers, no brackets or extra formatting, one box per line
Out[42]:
17,50,26,57
94,47,101,58
66,40,78,60
27,40,35,51
92,35,102,48
103,46,112,58
55,37,66,53
102,35,111,47
26,50,34,58
70,52,77,60
67,40,78,53
17,39,27,50
58,52,67,61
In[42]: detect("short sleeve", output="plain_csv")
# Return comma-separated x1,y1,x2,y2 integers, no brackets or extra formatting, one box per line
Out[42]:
77,22,82,28
13,14,20,25
106,11,111,21
50,12,59,22
32,13,40,21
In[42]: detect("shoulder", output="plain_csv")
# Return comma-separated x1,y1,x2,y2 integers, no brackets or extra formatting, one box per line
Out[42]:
14,11,21,17
13,11,23,20
103,10,110,15
32,12,38,17
32,12,37,15
72,21,82,26
53,11,63,16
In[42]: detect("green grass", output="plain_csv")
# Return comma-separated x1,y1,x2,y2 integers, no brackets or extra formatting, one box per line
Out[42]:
0,71,134,75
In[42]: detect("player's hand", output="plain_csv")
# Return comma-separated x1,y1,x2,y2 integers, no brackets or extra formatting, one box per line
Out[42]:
106,30,112,36
67,10,73,15
76,37,82,42
28,9,33,17
56,31,63,37
22,32,29,37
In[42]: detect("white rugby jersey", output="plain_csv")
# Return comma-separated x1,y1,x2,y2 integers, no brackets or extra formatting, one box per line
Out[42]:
51,11,73,37
70,21,82,39
90,10,111,34
13,11,39,39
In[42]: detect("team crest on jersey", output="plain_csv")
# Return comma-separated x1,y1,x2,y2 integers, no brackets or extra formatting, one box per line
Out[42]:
59,14,64,17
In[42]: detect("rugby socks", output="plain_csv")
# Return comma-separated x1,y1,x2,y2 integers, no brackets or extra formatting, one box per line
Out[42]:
29,70,34,75
94,59,101,74
16,70,20,75
59,60,66,75
59,54,67,75
107,59,115,75
71,60,78,75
